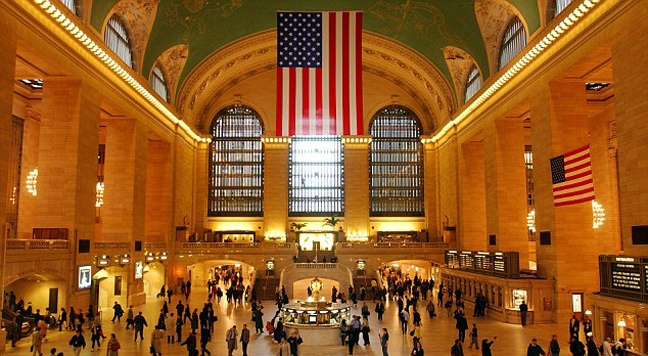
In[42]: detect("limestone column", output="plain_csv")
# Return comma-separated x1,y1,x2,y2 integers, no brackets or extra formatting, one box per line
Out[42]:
145,139,173,242
437,133,459,240
193,142,209,238
262,137,290,240
530,81,596,332
38,78,101,308
102,119,148,305
458,140,487,250
342,136,371,239
612,0,648,253
0,9,17,349
16,108,40,239
483,119,529,267
422,138,439,240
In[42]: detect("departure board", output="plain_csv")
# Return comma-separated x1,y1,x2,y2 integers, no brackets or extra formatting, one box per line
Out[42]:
600,255,648,302
445,250,520,278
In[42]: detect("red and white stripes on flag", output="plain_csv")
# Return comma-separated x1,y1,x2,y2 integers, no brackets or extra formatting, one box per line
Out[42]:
276,11,364,136
551,144,595,207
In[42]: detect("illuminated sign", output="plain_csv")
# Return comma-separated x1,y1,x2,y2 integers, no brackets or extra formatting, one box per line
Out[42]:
78,266,91,290
134,261,143,279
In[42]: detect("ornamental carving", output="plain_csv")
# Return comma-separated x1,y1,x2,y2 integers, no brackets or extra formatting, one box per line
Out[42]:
111,0,160,71
442,46,479,105
474,0,520,74
155,44,189,101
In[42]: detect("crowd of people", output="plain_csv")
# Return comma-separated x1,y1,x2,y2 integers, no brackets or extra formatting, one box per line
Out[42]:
2,267,635,356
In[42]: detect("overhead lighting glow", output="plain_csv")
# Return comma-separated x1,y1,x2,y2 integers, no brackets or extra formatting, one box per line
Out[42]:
26,168,38,196
592,200,605,229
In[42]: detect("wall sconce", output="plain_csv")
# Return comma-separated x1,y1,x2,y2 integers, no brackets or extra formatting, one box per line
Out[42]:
592,200,605,229
26,168,38,196
526,210,536,233
95,182,104,207
585,310,592,316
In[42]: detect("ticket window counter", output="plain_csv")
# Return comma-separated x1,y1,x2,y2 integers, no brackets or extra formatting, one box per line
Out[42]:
591,296,646,355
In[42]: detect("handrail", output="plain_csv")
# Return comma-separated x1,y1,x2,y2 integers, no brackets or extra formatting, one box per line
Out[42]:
94,242,130,249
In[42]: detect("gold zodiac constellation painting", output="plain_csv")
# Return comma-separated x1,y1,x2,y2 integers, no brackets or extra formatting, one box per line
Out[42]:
368,0,458,42
164,0,244,42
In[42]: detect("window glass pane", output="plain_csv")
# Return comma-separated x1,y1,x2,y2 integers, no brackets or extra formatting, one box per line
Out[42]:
369,106,424,217
151,65,168,102
499,17,527,70
105,16,134,69
289,136,344,216
209,106,264,216
555,0,574,16
464,66,482,103
60,0,79,15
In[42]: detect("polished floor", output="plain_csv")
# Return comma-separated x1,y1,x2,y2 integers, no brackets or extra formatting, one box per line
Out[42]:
5,285,567,355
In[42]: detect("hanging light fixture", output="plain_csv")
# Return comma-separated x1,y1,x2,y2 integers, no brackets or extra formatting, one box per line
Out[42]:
26,168,38,196
592,200,605,229
527,210,536,233
617,320,627,327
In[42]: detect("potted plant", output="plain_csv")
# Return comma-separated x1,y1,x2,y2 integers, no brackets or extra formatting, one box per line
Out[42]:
322,216,340,229
290,222,307,231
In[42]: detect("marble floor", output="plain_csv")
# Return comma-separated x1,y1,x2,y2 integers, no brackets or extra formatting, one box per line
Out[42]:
4,287,567,356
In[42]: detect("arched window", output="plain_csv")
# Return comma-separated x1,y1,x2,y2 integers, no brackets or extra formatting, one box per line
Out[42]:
464,65,482,103
209,106,264,217
554,0,574,17
60,0,81,16
150,65,169,102
369,106,424,216
499,17,527,70
104,15,135,69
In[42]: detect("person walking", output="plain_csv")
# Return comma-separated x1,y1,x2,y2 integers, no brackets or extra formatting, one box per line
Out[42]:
549,334,560,356
240,324,251,356
180,331,197,356
455,310,468,342
166,313,176,343
191,309,199,334
376,301,385,322
379,328,389,356
520,301,529,326
527,338,546,356
133,311,148,341
200,325,211,356
287,330,303,356
151,325,164,356
111,302,123,323
68,330,86,356
31,328,45,356
90,322,102,351
481,336,496,356
277,337,290,356
587,336,599,356
58,308,67,331
126,306,134,329
468,323,479,349
361,317,371,346
570,335,586,356
411,340,424,356
411,322,422,348
400,308,410,335
451,339,464,356
254,308,264,334
426,300,435,318
226,325,238,356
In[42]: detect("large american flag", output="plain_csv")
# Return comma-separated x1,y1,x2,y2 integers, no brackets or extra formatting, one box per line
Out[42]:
276,11,364,136
551,144,595,207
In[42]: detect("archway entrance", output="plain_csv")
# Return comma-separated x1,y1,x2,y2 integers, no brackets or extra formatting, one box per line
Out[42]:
93,266,127,313
292,278,340,301
5,272,66,315
186,260,256,290
143,262,165,298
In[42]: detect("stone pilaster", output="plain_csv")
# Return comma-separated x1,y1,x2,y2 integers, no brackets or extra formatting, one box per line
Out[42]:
422,139,439,240
342,136,371,238
145,139,173,242
458,140,487,250
263,138,290,240
483,118,529,268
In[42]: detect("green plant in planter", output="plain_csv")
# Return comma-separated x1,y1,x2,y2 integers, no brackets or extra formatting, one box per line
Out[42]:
291,222,307,231
322,216,340,229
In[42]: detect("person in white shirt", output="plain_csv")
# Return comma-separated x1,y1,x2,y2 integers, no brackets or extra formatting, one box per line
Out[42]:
602,337,614,356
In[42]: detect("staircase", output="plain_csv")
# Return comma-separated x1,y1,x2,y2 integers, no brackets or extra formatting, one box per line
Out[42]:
353,277,378,300
253,277,280,300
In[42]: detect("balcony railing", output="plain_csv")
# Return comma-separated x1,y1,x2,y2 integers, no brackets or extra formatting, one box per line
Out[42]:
337,241,449,249
6,239,69,251
176,241,296,254
94,242,130,250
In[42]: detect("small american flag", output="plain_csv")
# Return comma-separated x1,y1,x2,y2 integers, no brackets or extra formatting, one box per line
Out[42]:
276,11,363,136
551,144,595,207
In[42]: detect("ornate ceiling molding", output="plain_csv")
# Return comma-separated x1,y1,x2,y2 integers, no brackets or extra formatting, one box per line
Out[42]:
177,29,456,134
107,0,160,72
154,44,189,103
443,46,479,106
474,0,526,75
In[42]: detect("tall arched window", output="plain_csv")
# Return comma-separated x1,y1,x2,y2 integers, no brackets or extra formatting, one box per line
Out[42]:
209,106,264,217
369,106,424,216
150,65,169,102
60,0,81,16
464,65,482,103
105,15,135,69
554,0,574,17
499,17,527,70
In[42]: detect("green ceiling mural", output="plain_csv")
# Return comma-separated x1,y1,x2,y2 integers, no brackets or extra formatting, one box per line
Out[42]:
91,0,541,94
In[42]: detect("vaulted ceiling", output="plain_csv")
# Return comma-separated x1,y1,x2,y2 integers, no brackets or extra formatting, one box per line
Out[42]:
90,0,542,100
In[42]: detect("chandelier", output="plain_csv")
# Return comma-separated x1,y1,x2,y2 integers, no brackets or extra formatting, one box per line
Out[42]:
26,168,38,196
526,210,536,233
592,200,605,229
95,182,105,207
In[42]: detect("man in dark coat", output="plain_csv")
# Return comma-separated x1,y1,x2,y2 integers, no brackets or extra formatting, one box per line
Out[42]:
181,331,197,356
527,338,546,356
287,330,303,356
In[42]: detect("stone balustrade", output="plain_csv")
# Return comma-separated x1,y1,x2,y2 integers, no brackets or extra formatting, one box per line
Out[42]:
6,239,69,251
175,241,297,254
